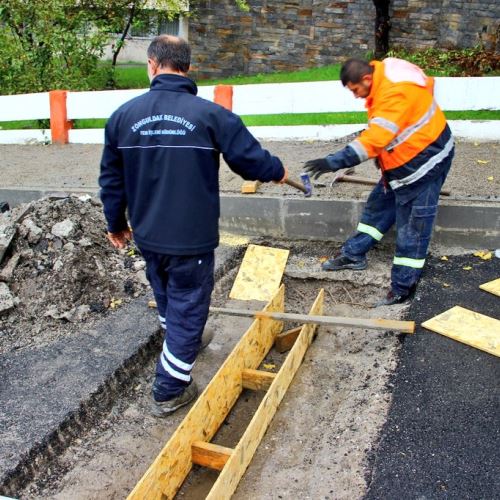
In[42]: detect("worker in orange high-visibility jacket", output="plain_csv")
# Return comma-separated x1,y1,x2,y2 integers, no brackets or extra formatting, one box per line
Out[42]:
304,58,454,306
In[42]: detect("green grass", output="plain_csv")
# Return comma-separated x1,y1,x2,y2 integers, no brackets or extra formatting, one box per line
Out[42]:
2,110,498,130
112,63,342,88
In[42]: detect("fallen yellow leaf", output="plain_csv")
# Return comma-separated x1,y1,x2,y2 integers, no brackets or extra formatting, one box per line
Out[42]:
148,300,157,308
474,250,492,260
477,160,490,164
462,266,472,271
487,176,494,181
443,283,451,288
319,256,329,263
440,255,449,261
110,297,123,309
263,363,276,370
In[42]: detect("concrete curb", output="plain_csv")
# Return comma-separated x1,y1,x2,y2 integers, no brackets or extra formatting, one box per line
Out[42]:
2,188,499,250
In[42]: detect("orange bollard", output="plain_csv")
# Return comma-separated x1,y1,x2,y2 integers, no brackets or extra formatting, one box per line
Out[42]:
49,90,72,144
214,85,233,111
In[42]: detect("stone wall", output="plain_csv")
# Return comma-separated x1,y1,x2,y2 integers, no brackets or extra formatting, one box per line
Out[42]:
188,0,499,80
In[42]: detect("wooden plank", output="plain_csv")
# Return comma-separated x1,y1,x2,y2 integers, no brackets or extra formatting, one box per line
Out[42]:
210,306,415,334
229,244,290,301
242,368,276,391
191,441,233,471
479,277,500,297
241,180,261,193
422,305,500,357
127,285,284,500
274,326,302,353
207,289,324,499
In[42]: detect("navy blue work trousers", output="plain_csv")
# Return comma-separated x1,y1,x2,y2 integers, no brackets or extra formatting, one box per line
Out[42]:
342,159,452,296
139,248,215,400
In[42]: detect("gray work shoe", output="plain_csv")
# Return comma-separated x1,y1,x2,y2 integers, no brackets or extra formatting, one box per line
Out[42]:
322,255,367,271
151,382,198,417
200,327,214,350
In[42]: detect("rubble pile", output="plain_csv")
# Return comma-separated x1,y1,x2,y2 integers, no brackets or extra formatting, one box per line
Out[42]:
0,195,149,353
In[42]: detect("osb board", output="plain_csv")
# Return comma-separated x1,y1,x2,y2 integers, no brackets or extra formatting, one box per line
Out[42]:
421,305,500,357
229,244,290,301
127,286,284,500
207,289,324,499
479,277,500,297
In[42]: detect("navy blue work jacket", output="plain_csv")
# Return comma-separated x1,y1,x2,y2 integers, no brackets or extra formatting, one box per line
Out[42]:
99,74,284,255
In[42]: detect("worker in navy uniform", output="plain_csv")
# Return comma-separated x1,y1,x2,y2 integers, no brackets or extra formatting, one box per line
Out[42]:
99,35,287,416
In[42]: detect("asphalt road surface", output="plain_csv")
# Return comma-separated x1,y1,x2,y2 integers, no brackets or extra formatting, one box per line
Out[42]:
365,254,500,499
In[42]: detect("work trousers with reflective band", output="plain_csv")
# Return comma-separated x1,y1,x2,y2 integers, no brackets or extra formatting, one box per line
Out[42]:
342,172,446,296
139,248,215,400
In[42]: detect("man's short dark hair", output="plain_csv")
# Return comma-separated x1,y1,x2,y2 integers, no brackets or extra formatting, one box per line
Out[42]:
340,58,373,86
147,35,191,73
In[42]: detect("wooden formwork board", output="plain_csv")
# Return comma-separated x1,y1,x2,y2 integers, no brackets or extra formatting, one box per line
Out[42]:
128,285,324,499
127,285,285,499
207,288,324,499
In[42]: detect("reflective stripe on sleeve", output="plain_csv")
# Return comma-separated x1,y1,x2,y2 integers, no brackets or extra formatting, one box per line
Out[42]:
349,139,369,162
393,256,426,268
369,117,399,134
357,222,384,241
386,101,437,151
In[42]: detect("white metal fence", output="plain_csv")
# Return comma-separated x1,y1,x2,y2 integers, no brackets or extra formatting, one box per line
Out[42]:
1,77,499,144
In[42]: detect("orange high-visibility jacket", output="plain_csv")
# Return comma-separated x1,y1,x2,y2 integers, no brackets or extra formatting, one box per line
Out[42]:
349,58,454,193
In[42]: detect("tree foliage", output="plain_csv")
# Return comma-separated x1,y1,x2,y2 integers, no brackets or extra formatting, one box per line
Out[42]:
0,0,248,95
0,0,113,94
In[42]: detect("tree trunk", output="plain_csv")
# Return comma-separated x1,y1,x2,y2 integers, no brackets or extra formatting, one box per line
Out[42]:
373,0,391,59
111,2,137,68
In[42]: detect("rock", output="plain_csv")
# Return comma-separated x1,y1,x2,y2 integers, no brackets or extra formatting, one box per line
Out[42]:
136,270,149,286
132,260,146,271
22,218,43,244
53,259,64,272
0,223,16,264
51,219,75,238
78,237,92,247
63,242,75,252
0,253,21,283
0,282,15,314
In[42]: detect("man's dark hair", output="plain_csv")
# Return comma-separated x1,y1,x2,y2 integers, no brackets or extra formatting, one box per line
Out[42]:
340,58,373,86
147,35,191,73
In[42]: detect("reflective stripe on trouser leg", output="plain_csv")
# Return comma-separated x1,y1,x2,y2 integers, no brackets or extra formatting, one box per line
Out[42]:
342,180,395,260
154,252,215,399
391,175,443,296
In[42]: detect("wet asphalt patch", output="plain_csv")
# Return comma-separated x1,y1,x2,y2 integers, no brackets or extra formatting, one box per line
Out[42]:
365,254,500,499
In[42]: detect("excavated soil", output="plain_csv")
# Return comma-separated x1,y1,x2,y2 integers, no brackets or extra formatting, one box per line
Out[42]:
0,196,150,355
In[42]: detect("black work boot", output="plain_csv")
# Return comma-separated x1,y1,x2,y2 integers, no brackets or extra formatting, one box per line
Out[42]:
373,290,409,307
322,254,367,271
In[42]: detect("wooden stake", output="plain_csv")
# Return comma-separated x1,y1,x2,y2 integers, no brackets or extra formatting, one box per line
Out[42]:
274,326,302,353
210,307,415,334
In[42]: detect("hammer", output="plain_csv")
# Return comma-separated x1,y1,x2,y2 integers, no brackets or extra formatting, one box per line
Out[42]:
285,172,313,197
331,168,451,196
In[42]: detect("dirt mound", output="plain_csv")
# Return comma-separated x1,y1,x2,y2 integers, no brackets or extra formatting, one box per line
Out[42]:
0,195,149,354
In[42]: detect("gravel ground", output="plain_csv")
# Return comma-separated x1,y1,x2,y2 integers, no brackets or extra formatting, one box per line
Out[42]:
1,140,499,201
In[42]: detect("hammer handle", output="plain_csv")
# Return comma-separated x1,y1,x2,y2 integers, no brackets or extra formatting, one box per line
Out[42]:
285,177,308,194
339,175,451,196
